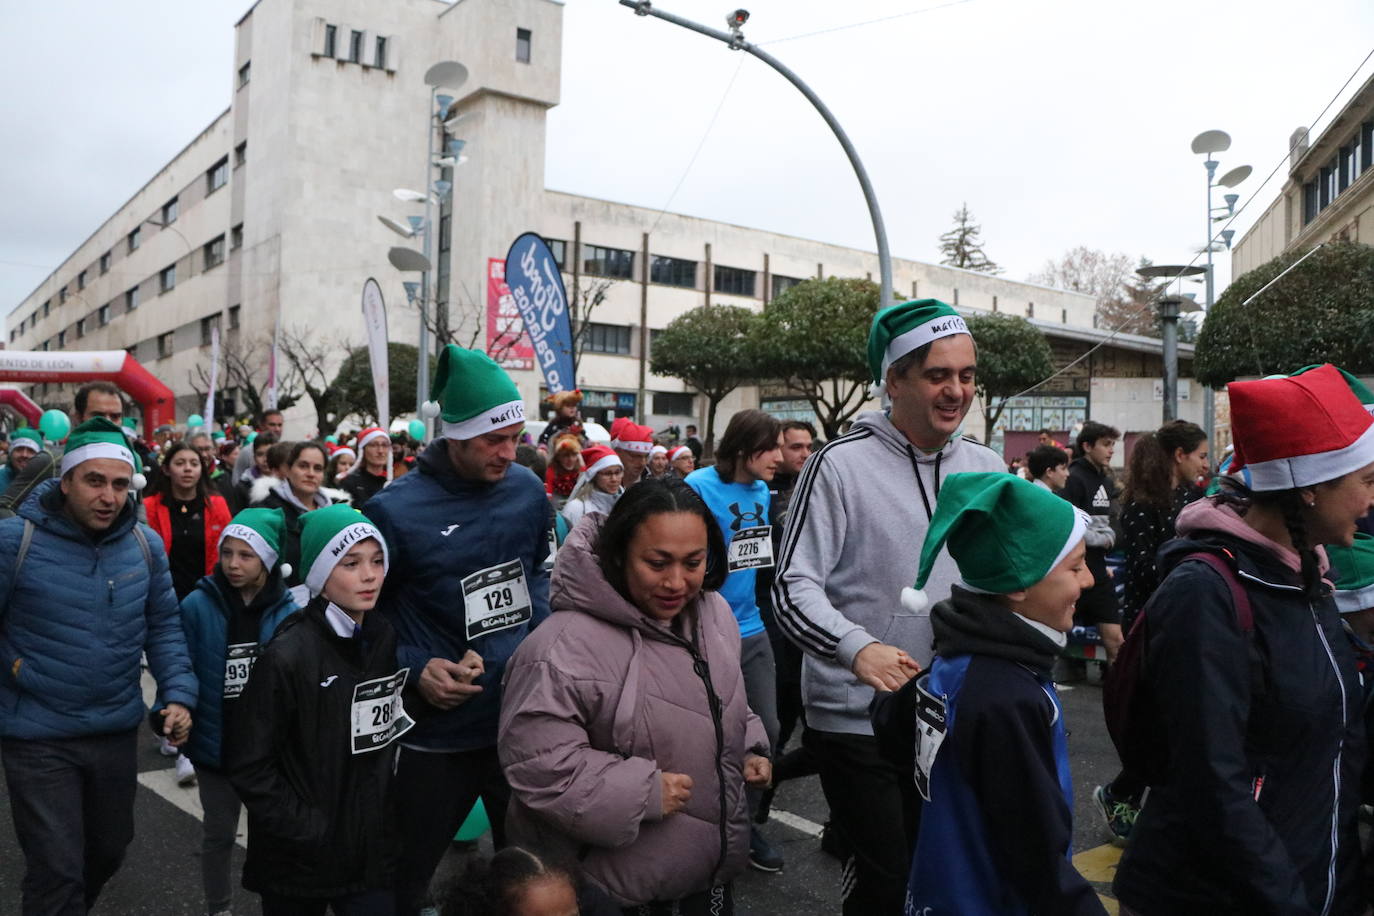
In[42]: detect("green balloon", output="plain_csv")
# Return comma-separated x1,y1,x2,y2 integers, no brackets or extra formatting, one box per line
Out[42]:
407,419,426,442
246,431,257,444
187,414,204,429
38,409,71,442
325,435,338,444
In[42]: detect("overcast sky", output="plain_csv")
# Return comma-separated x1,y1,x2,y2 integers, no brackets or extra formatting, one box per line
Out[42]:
4,0,1374,325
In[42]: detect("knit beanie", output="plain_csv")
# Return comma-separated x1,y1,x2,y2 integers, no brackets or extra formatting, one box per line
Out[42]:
299,504,390,596
60,417,146,490
1228,363,1374,491
1329,532,1374,614
219,507,291,577
868,299,969,395
419,344,525,440
901,472,1088,612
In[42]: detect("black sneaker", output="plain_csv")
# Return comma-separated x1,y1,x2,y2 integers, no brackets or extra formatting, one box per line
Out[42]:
819,821,850,861
749,826,784,873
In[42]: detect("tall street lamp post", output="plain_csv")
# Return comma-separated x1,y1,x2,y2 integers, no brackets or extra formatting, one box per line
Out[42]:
1190,130,1250,450
619,2,894,307
1138,264,1205,422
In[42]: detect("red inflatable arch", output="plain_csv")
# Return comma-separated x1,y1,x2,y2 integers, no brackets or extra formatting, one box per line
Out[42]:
0,350,175,437
0,388,42,428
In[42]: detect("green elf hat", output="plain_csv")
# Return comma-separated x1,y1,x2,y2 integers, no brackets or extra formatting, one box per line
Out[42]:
10,431,42,454
219,507,291,578
60,417,147,491
1291,363,1374,415
418,344,526,440
299,504,389,597
867,299,970,397
901,472,1089,613
1328,532,1374,614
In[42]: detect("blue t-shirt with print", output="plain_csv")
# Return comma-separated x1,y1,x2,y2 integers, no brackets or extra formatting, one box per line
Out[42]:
685,467,770,639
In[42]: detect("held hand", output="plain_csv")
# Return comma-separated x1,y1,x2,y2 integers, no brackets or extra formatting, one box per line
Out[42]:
660,771,694,817
455,649,485,683
743,755,772,788
418,657,485,710
853,643,918,693
161,703,193,747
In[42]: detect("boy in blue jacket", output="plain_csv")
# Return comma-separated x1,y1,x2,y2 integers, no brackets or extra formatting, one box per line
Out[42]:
872,472,1105,916
178,507,299,916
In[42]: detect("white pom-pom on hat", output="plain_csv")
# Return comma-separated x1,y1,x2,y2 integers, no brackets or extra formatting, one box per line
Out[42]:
132,472,148,492
420,400,441,419
278,563,293,580
901,587,929,614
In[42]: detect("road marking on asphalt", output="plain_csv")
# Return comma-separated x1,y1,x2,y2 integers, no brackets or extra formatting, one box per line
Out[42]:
768,807,825,838
136,769,248,849
1073,843,1122,914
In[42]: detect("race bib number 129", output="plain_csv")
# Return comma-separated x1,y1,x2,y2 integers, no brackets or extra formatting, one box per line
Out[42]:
462,560,533,641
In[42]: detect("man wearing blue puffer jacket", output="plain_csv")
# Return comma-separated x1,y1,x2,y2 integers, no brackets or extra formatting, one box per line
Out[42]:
363,344,552,915
179,506,298,916
0,417,198,916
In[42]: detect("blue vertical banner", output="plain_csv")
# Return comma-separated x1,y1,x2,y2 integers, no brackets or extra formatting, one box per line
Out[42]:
504,232,574,393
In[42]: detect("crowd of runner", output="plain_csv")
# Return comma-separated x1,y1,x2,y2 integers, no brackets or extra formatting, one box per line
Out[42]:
1,296,1373,916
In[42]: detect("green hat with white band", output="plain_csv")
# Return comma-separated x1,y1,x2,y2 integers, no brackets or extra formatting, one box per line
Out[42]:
219,507,291,578
1329,532,1374,614
419,344,525,440
10,431,42,454
867,299,970,396
60,417,147,490
901,472,1088,612
299,504,389,596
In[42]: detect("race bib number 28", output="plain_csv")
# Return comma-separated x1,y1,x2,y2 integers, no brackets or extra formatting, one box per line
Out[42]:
462,560,533,641
350,669,415,755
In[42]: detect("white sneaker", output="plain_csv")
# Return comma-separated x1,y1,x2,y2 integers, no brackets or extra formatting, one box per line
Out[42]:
175,754,197,787
158,736,179,757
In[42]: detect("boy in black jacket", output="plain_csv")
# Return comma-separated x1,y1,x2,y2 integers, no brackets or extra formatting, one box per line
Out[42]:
229,504,419,915
1061,421,1122,663
872,472,1104,915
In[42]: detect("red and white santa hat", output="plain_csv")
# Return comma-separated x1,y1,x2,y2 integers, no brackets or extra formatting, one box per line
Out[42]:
1229,363,1374,491
669,445,693,462
575,444,623,491
650,444,668,458
612,422,655,455
357,426,390,450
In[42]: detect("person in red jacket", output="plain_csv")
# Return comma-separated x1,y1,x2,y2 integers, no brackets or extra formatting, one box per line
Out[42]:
145,441,233,601
545,433,582,504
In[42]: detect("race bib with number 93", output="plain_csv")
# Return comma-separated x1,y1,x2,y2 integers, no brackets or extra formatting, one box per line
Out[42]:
223,642,259,699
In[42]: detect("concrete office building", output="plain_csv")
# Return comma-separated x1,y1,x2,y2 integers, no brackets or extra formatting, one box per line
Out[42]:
6,0,1198,459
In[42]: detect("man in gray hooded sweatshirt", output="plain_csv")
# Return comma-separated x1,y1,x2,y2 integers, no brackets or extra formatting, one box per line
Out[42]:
773,299,1006,915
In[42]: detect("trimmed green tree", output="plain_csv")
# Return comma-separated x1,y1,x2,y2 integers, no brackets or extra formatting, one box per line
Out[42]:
649,304,759,457
330,342,435,426
965,313,1056,443
1194,240,1374,387
753,277,881,439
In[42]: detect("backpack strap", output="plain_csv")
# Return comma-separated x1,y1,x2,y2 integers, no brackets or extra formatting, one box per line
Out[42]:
1185,550,1254,633
3,519,35,616
131,524,153,574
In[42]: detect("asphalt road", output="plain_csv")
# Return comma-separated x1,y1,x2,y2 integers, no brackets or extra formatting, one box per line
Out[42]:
0,664,1123,915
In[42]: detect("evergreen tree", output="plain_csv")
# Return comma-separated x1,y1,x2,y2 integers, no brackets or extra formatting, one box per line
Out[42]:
938,203,1000,274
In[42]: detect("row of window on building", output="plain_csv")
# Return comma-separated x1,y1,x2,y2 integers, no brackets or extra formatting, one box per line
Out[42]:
548,238,806,300
1302,119,1373,226
14,146,246,338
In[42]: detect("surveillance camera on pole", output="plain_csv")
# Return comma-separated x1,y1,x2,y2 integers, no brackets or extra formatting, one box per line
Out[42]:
726,8,749,41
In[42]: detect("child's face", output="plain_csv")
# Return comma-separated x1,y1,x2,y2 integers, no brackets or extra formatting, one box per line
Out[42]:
1014,540,1094,632
322,539,386,614
220,537,267,590
513,876,578,916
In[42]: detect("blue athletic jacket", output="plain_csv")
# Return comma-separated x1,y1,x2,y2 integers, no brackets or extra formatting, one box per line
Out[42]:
363,440,552,751
179,570,297,769
872,587,1104,916
0,479,198,740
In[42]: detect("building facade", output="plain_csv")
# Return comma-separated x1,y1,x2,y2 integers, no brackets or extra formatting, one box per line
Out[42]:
6,0,1198,461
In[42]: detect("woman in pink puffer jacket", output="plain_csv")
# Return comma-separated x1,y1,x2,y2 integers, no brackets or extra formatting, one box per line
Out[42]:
499,478,771,914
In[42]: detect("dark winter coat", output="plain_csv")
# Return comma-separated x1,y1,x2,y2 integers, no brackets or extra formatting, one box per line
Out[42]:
178,570,298,769
227,599,407,899
340,466,388,508
0,479,197,740
363,439,552,751
1062,457,1118,615
500,515,767,906
1113,498,1365,916
872,587,1105,916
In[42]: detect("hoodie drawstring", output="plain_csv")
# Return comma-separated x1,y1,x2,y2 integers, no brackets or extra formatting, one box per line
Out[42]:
909,446,943,521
